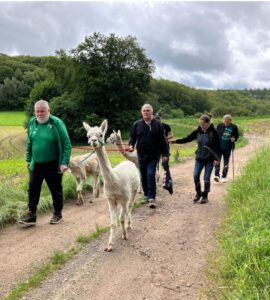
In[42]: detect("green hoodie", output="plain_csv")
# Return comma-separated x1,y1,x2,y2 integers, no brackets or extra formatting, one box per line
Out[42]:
26,115,71,171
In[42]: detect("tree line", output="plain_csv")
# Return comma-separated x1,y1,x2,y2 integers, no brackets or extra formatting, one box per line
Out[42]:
1,32,270,141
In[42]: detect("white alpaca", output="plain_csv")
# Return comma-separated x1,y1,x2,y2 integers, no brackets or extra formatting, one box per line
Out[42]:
68,153,100,206
106,130,139,167
106,130,143,194
83,120,140,252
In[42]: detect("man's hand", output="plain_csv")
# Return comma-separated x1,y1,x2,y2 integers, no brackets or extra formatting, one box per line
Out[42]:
162,156,169,163
26,162,30,169
231,137,235,142
61,165,68,173
129,145,134,152
213,160,218,166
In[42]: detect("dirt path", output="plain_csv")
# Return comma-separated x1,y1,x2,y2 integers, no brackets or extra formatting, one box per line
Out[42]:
0,134,268,300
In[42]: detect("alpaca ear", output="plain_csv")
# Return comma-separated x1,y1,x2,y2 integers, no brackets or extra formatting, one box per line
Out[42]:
83,122,91,132
113,130,117,135
100,120,108,133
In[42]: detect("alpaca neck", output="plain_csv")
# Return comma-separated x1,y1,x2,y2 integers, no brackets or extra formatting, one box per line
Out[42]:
116,138,130,159
95,146,116,183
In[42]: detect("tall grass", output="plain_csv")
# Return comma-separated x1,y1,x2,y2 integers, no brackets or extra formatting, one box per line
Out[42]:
0,162,80,228
212,146,270,299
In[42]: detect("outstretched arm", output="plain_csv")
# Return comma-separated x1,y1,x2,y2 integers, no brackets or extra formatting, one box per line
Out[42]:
172,128,199,144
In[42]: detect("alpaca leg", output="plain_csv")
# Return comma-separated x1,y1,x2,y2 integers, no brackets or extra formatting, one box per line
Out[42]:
93,174,99,199
127,190,137,230
127,202,132,230
77,191,83,206
120,205,128,240
105,202,118,252
76,178,84,206
97,178,100,197
138,182,142,194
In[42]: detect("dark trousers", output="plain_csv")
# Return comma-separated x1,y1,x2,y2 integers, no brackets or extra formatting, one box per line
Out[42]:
28,160,64,214
138,159,159,200
194,160,214,194
215,150,231,178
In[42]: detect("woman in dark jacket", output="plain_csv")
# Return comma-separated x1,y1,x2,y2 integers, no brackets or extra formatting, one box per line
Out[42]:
172,115,220,204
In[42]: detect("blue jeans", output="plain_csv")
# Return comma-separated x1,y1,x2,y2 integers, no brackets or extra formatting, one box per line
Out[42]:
138,159,158,200
194,160,214,194
215,150,231,178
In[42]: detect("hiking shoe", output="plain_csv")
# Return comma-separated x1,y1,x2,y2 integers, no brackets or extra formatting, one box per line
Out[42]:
221,177,228,183
214,176,220,182
19,211,36,225
148,199,156,209
141,196,148,204
193,193,201,203
50,212,62,224
200,193,209,204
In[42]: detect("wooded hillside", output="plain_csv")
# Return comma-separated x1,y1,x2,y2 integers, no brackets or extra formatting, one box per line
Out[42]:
1,33,270,141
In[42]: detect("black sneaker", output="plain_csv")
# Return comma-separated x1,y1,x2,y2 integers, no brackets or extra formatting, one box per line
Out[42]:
148,199,156,209
193,193,201,203
19,211,36,225
50,212,62,224
200,193,209,204
214,176,220,182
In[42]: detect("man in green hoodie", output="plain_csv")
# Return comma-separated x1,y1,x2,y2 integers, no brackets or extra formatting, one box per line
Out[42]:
19,100,71,225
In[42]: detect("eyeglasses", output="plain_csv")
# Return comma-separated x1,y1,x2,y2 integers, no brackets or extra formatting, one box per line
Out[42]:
142,109,150,112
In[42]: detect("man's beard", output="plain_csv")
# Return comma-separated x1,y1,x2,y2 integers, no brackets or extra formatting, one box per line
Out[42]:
37,114,50,124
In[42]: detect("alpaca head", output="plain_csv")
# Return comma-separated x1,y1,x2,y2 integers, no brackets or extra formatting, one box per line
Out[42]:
106,130,121,145
83,120,108,149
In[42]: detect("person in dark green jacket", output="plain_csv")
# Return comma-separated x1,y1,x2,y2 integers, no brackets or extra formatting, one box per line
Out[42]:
19,100,71,226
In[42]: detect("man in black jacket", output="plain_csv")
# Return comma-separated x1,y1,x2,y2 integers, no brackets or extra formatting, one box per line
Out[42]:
214,114,239,183
129,104,169,208
172,115,220,204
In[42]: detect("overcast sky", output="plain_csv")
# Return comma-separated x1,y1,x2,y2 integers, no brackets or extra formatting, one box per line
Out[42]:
1,1,270,89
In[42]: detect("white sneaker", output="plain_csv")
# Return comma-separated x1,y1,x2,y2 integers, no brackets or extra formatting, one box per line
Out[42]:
214,176,220,182
148,199,156,209
221,177,228,183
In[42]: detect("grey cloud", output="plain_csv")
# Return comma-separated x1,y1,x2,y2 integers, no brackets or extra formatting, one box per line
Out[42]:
0,1,270,89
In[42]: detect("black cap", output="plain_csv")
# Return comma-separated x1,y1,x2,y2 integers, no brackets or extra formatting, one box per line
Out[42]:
154,112,162,119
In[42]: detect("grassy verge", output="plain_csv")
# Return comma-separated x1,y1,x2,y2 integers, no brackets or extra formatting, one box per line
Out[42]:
77,225,109,244
210,146,270,299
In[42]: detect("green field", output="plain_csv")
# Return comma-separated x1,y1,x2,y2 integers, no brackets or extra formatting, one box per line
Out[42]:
0,111,26,126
